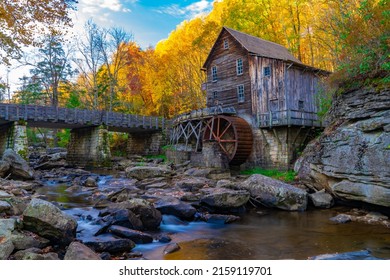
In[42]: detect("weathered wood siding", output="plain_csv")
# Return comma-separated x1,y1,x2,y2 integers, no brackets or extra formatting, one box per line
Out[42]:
249,56,287,119
285,66,319,117
205,30,252,115
249,57,321,124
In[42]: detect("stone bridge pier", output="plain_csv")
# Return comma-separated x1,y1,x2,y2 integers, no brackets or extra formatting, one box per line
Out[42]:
67,126,111,167
0,122,28,159
126,131,165,156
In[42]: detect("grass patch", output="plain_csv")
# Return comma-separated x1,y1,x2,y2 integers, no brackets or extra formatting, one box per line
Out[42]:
241,168,297,182
145,154,167,162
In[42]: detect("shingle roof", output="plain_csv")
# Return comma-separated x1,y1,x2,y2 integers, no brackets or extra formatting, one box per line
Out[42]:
224,27,302,64
202,27,303,69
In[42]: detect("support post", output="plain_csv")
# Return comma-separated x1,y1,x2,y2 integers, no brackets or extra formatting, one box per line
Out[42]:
67,126,111,167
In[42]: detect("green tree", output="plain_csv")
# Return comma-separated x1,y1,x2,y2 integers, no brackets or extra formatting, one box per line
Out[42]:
29,34,75,108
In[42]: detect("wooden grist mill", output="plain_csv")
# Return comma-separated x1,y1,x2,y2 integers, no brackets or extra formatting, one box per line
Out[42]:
170,106,253,166
169,27,330,170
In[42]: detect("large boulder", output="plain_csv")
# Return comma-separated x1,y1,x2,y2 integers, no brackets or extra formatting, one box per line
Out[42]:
200,188,250,209
22,198,77,246
125,166,173,180
125,199,162,230
64,241,101,260
295,87,390,207
154,197,196,219
240,174,308,211
2,149,34,180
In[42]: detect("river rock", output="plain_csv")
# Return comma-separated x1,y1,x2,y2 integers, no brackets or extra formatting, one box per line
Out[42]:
96,209,144,235
175,177,211,192
295,87,390,207
0,160,10,178
2,149,34,180
10,231,50,250
200,188,250,208
240,174,308,211
154,197,196,219
12,247,59,260
108,225,153,244
0,200,12,213
0,237,14,260
2,197,28,215
64,241,102,260
201,214,240,224
329,214,352,224
0,190,12,199
125,166,173,180
0,218,16,237
309,190,334,208
22,198,77,245
164,243,181,255
216,179,240,189
125,199,162,230
83,236,135,253
84,176,98,188
310,249,382,260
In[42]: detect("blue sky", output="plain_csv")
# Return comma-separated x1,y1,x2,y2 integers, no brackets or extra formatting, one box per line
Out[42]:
1,1,216,94
72,0,216,48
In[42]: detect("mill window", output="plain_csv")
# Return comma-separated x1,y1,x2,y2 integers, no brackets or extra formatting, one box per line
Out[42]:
236,58,243,75
298,100,304,111
212,66,218,82
213,91,218,99
223,39,229,49
237,84,245,103
263,66,271,77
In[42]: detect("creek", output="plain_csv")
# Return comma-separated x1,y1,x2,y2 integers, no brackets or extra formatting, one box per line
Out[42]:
35,173,390,260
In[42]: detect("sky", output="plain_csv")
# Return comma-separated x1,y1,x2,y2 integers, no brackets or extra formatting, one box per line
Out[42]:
71,0,216,48
0,0,216,95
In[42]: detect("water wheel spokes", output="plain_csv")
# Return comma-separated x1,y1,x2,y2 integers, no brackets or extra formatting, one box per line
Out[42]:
203,115,253,165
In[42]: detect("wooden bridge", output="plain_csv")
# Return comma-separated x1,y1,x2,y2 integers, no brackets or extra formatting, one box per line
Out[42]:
0,103,167,167
0,103,166,132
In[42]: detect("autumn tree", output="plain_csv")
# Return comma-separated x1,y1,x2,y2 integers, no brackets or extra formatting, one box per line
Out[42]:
0,0,77,65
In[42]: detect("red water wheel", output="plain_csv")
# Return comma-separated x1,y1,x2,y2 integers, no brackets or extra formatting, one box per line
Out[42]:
203,115,253,165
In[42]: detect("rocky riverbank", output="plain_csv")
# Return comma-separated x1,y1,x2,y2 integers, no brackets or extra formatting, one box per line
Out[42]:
1,149,389,260
295,86,390,208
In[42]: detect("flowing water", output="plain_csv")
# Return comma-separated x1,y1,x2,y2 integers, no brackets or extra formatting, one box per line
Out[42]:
36,175,390,260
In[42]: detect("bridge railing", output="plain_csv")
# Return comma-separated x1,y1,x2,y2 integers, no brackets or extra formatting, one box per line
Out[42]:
0,104,166,130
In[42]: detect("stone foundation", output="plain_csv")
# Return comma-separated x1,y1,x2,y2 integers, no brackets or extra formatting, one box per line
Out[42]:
245,127,317,170
67,126,111,167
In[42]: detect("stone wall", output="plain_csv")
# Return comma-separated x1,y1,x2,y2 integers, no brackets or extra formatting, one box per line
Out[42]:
127,132,165,156
67,126,111,167
295,86,390,207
